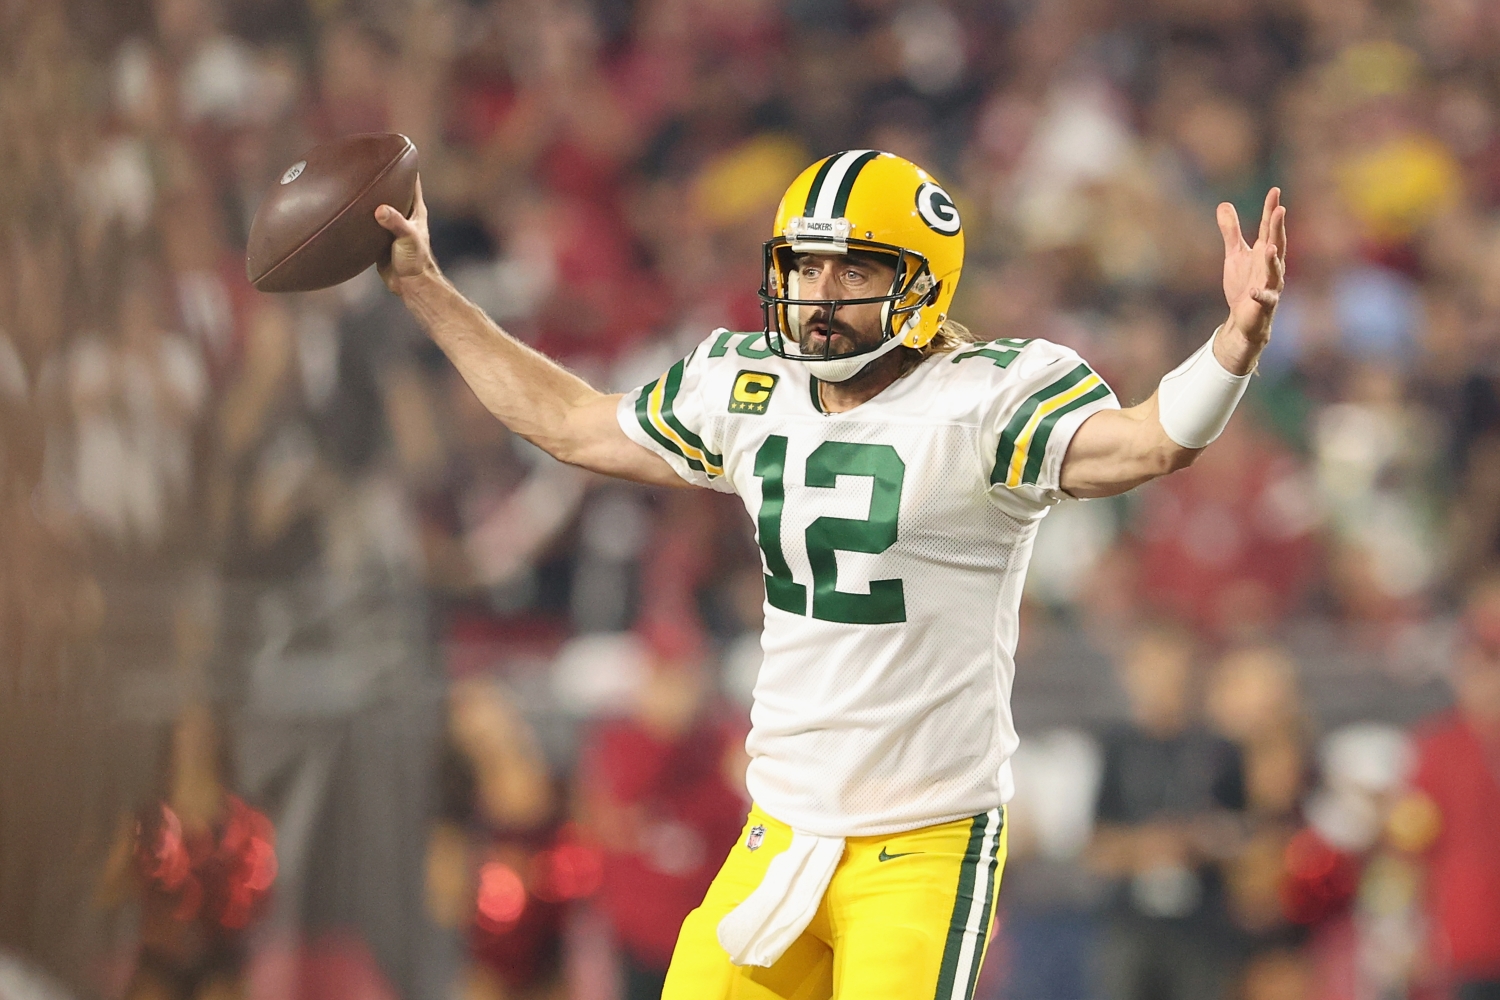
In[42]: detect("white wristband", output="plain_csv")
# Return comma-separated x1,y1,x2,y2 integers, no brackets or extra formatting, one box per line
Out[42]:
1156,327,1251,449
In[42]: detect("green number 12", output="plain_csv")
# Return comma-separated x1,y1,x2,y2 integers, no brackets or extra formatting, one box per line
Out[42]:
753,436,907,624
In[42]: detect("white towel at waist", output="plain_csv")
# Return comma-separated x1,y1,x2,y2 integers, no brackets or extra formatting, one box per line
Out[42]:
716,831,846,967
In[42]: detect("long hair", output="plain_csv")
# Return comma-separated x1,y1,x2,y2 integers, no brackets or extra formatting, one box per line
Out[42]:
923,317,978,354
897,317,978,375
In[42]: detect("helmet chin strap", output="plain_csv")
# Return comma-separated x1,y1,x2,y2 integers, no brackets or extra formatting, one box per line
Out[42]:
802,332,909,382
804,303,924,382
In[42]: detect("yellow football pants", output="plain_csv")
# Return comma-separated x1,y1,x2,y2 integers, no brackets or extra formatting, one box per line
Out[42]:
662,803,1007,1000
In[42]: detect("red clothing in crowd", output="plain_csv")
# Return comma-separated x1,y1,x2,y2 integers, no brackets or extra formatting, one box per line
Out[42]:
582,715,747,969
1132,424,1318,638
1411,710,1500,980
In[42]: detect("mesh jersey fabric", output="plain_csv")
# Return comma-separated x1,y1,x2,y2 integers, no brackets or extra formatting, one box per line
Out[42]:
617,329,1119,837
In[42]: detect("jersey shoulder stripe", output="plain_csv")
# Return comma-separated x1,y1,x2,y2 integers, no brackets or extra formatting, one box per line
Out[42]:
660,354,724,468
993,362,1110,488
634,354,725,477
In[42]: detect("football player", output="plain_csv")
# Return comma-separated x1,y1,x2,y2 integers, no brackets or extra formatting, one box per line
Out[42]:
376,150,1286,1000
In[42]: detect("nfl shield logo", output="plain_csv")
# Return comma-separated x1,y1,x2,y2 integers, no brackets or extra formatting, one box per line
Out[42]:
745,824,766,851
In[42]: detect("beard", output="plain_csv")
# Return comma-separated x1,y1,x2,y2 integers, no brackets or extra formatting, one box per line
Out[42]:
798,313,876,357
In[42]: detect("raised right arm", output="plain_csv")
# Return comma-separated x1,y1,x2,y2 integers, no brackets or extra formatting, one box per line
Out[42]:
375,179,685,488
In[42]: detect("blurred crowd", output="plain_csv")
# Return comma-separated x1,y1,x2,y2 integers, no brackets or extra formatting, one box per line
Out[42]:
2,0,1500,998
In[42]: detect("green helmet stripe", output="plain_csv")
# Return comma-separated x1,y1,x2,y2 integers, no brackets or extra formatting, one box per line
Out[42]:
829,150,881,218
802,155,839,216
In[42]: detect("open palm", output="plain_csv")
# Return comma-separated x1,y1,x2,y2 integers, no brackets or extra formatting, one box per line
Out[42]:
1219,188,1287,347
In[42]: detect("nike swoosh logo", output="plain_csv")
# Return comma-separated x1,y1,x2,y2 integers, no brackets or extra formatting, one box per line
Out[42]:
878,847,923,862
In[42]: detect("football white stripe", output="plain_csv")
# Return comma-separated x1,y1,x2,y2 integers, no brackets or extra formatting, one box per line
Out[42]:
948,808,1000,1000
811,149,875,220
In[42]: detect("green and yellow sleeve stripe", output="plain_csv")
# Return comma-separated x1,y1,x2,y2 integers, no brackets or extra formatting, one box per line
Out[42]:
634,357,725,477
992,363,1112,488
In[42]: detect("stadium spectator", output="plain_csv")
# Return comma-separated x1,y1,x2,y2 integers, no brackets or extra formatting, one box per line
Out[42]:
1130,419,1321,642
1207,646,1317,1000
98,706,275,1000
1089,625,1248,1000
431,676,572,1000
1408,577,1500,1000
577,619,748,1000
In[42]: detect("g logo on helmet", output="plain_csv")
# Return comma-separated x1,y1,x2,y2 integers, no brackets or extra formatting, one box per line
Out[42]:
914,181,960,235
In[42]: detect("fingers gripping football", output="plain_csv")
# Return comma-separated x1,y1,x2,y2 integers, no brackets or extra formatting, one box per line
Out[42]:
376,176,437,293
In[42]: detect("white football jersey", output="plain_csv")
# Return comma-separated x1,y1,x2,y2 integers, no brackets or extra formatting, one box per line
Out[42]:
617,329,1118,837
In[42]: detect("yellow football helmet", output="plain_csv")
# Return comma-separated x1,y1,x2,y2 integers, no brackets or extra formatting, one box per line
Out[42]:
760,150,965,374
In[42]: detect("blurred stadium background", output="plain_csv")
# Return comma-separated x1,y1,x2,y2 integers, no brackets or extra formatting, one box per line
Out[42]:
3,0,1500,998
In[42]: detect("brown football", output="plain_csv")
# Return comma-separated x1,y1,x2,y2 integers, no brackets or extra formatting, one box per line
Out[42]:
246,133,418,293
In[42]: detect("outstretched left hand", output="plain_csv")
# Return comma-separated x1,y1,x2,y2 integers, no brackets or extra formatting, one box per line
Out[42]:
1219,188,1287,350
